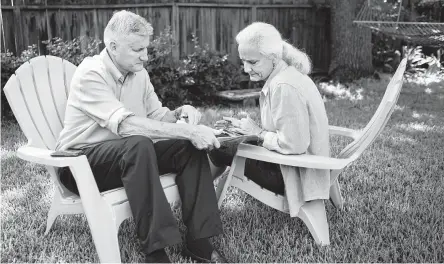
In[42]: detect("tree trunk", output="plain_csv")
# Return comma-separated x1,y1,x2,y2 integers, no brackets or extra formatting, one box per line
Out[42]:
329,0,374,81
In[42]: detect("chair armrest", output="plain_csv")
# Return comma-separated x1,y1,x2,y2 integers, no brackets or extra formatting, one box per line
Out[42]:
16,145,104,197
236,143,355,170
16,145,101,195
16,145,85,167
329,125,360,139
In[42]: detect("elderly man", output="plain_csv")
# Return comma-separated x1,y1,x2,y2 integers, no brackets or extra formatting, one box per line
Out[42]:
55,10,227,263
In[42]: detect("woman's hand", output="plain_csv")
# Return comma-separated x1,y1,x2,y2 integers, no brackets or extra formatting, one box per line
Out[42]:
223,115,263,136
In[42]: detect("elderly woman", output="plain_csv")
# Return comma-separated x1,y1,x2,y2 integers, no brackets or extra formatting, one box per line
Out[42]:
211,22,330,213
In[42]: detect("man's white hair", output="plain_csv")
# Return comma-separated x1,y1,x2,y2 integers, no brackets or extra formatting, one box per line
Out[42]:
236,22,312,75
104,10,153,48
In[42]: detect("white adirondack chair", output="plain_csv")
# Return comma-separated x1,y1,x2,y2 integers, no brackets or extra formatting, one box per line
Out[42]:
216,58,407,246
3,55,226,263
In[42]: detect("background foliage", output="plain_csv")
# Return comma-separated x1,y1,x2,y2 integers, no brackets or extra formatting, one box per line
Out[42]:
2,14,443,118
1,28,245,117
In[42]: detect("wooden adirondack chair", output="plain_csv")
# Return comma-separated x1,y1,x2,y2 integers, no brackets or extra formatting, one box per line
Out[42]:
3,55,225,263
216,58,407,246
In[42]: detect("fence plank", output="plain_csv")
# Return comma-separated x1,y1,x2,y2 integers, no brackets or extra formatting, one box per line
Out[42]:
171,3,180,60
1,9,15,53
12,6,25,54
251,6,257,21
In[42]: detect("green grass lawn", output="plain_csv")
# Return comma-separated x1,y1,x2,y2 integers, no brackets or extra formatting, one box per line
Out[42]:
1,75,443,262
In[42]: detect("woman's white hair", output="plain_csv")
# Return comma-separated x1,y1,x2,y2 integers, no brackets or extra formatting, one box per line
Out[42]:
235,22,312,75
104,10,153,48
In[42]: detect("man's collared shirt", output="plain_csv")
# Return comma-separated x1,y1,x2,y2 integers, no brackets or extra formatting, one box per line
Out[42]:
55,49,169,150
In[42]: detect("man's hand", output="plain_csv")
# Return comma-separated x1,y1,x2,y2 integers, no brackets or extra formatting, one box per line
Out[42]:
189,125,220,150
177,105,202,125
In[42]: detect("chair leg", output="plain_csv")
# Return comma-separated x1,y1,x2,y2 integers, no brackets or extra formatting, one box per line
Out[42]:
329,179,344,210
215,170,228,201
95,227,120,263
69,159,122,263
45,188,85,235
44,189,63,236
217,156,247,208
298,199,330,246
84,206,121,263
44,209,58,236
217,165,235,208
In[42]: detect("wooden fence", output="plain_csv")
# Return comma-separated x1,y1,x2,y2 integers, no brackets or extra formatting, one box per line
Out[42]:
1,1,331,70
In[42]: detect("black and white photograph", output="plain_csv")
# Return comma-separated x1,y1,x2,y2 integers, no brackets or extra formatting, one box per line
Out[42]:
1,0,443,262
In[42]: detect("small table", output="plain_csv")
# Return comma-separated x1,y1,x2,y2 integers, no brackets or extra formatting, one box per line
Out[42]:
216,88,261,107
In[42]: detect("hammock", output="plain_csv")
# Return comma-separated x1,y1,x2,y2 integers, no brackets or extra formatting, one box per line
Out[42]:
354,0,444,46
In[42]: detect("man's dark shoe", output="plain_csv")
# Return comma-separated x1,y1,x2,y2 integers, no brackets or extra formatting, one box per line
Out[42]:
145,248,171,263
182,246,227,263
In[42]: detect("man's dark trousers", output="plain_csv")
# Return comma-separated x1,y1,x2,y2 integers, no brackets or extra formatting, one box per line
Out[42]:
57,135,223,255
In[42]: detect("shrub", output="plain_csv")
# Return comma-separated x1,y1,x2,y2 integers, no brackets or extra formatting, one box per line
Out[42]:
1,37,102,119
43,36,102,66
176,34,241,106
145,31,242,108
145,27,186,109
404,45,443,77
1,45,39,84
1,45,39,119
372,32,403,73
146,27,176,72
2,31,245,117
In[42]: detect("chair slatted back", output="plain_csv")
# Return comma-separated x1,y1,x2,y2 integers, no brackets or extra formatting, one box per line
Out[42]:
337,59,407,161
3,56,77,150
330,59,406,183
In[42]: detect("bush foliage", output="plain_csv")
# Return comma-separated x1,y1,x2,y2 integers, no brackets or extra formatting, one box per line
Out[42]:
372,32,443,75
1,29,243,116
1,45,39,117
175,34,241,107
43,36,103,66
146,30,243,108
4,28,441,118
404,45,443,77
